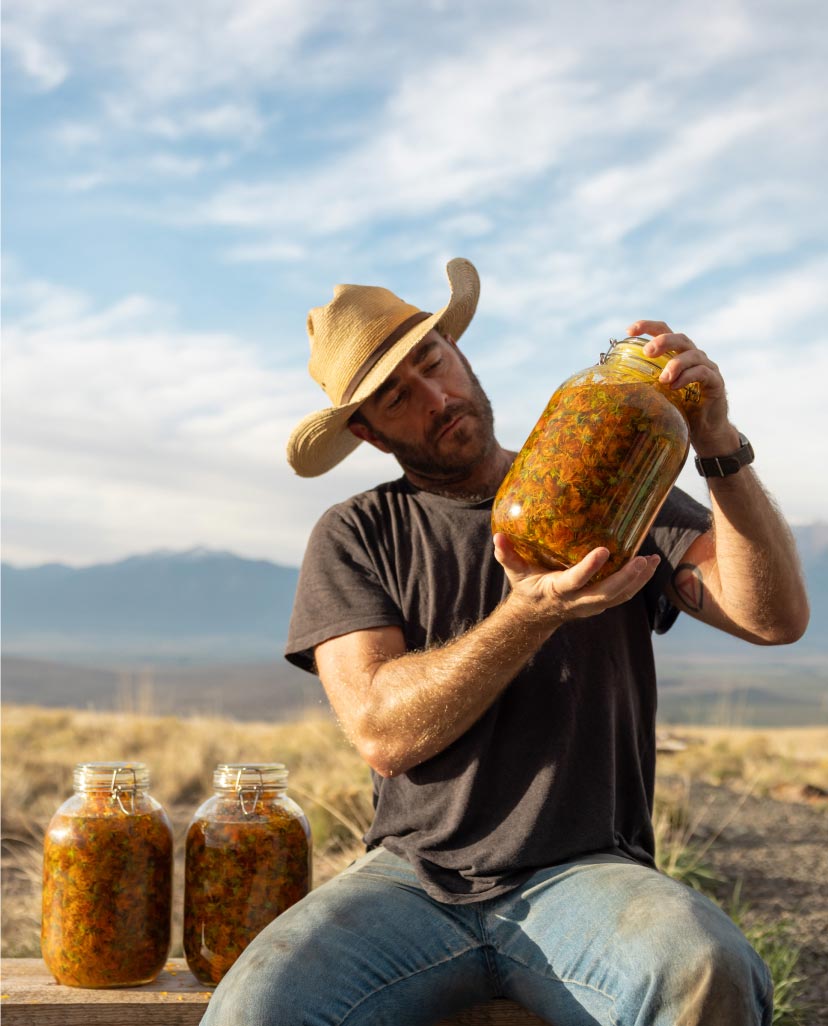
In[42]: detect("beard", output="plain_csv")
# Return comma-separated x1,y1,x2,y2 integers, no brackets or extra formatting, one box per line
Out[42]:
366,362,497,482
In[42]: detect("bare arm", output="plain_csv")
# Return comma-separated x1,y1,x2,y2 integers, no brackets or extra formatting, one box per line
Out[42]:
629,319,809,644
315,545,661,777
666,472,808,643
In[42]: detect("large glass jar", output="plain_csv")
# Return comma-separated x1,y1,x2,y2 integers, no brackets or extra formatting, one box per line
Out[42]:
492,337,699,580
41,762,173,988
184,763,312,986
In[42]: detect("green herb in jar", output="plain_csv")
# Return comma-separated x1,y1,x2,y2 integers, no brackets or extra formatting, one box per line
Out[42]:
41,763,173,988
183,764,311,986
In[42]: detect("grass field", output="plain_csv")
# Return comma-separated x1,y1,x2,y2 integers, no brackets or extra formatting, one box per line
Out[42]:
3,704,826,1022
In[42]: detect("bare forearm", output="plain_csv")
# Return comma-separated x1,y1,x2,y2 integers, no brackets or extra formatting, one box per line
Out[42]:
361,594,557,776
627,322,810,646
321,547,660,778
702,468,809,643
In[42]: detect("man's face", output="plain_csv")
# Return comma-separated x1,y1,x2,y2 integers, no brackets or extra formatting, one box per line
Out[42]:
351,331,496,482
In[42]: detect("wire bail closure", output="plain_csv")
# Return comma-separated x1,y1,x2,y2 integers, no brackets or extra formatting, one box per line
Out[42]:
599,338,620,364
235,767,264,817
110,765,138,815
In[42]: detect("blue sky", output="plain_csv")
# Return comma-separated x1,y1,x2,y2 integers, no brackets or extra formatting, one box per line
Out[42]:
3,0,827,568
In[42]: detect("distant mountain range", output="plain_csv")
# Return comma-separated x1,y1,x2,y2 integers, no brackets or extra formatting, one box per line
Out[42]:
2,525,826,724
1,547,299,662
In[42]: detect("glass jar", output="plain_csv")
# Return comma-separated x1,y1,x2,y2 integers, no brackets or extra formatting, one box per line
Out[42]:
492,337,699,580
184,763,312,986
41,762,173,988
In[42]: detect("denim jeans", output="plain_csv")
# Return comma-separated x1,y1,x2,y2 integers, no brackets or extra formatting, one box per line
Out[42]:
200,847,773,1026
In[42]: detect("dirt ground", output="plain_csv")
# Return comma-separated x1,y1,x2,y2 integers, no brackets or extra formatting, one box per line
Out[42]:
668,778,828,1025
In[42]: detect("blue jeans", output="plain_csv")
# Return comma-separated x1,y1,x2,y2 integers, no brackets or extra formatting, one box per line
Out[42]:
200,847,773,1026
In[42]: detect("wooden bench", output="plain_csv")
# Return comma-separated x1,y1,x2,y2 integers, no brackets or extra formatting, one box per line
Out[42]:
0,958,551,1025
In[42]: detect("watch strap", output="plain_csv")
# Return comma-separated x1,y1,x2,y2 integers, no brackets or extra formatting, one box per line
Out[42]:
694,433,754,478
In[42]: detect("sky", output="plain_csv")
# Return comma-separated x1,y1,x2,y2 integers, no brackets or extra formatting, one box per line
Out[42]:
2,0,827,570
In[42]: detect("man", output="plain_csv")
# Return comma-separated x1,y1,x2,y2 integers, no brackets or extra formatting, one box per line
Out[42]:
203,258,808,1026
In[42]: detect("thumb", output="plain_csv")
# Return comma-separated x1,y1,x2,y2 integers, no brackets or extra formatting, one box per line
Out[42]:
552,547,611,593
493,533,532,575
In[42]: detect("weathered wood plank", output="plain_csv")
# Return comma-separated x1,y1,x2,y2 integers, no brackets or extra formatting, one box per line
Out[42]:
0,959,210,1026
0,958,550,1025
437,1003,551,1025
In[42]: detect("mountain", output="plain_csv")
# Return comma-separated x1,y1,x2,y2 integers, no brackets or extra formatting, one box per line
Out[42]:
0,654,326,722
1,548,299,663
1,525,826,724
3,525,826,661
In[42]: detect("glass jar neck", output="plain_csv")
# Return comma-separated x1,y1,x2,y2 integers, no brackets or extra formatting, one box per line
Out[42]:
601,336,669,379
74,761,150,794
212,763,288,796
600,337,700,406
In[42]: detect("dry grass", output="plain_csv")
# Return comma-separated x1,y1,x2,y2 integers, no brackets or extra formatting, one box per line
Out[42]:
3,704,826,968
655,725,828,797
1,704,372,957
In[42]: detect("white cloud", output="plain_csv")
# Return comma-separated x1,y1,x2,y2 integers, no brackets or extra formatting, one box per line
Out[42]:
3,0,827,567
1,271,327,566
1,20,69,90
673,334,828,525
199,36,591,233
53,122,103,149
223,240,308,264
3,0,332,98
3,245,827,570
146,153,208,179
571,108,767,246
691,258,828,348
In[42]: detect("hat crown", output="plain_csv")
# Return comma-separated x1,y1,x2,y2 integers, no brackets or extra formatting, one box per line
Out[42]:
307,284,422,405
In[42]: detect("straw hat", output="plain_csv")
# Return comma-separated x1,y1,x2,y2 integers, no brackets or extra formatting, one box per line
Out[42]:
287,258,480,477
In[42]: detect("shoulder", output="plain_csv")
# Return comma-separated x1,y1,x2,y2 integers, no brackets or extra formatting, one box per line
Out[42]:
303,477,423,567
319,476,411,518
312,477,413,535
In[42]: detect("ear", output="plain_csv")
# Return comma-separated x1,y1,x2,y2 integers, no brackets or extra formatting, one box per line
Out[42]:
443,332,458,347
348,420,392,454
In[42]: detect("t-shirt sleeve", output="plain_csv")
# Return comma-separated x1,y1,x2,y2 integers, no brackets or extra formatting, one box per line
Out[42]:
644,486,712,635
285,504,404,673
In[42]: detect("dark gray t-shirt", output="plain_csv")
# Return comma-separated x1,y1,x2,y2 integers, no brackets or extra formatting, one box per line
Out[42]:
286,477,710,904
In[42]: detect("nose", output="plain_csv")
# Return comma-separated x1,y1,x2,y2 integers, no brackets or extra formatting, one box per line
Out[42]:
416,376,449,416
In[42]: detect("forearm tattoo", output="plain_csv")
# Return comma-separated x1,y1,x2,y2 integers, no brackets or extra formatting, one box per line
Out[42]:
672,563,705,612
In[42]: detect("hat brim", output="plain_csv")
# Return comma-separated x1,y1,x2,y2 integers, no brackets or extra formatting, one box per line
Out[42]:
287,258,480,477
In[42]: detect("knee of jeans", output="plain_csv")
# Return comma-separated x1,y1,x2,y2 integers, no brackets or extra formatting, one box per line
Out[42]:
620,894,772,1021
669,940,772,1026
201,939,309,1026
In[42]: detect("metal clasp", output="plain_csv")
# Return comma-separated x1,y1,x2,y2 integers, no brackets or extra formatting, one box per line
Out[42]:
235,767,264,816
110,765,137,815
599,338,619,364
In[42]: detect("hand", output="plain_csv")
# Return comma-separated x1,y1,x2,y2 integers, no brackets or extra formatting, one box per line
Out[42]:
493,533,660,628
626,319,740,456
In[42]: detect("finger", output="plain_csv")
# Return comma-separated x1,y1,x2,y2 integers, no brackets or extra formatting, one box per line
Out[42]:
657,349,718,388
554,547,611,592
657,346,713,372
643,333,697,360
493,533,532,574
593,553,661,605
626,319,672,338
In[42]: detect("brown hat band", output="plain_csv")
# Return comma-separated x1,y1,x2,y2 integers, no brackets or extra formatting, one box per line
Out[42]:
340,310,433,405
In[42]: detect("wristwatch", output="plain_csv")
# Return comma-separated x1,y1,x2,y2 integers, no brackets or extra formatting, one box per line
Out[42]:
694,433,755,478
